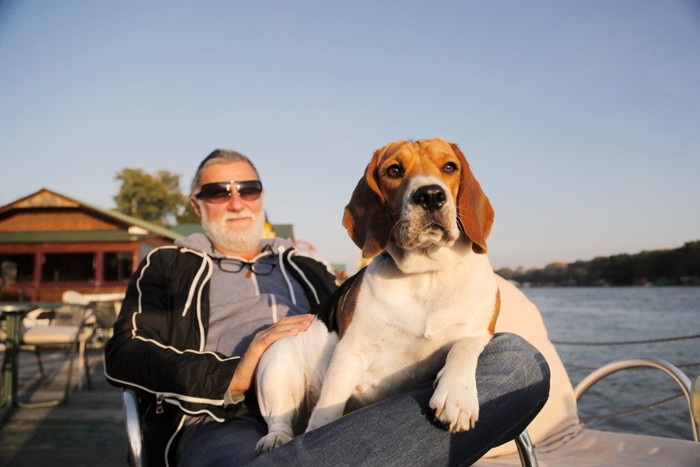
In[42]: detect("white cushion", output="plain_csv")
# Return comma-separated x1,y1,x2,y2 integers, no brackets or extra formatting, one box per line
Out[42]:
476,429,700,466
22,325,80,345
482,276,580,458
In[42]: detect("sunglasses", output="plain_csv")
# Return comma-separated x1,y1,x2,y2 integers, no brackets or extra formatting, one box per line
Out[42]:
194,180,263,203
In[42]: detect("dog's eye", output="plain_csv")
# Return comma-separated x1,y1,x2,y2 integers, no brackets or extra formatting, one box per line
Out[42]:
442,162,458,174
386,164,404,179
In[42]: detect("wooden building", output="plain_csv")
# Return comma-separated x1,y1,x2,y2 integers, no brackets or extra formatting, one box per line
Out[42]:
0,188,182,302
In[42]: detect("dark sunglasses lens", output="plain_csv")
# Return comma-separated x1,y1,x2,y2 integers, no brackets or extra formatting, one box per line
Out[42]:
237,181,263,201
197,183,230,202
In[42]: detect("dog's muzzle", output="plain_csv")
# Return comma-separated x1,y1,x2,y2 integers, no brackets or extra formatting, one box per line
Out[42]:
398,182,459,249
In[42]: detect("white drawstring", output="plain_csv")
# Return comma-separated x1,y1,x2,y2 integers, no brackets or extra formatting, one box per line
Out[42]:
270,294,278,323
278,246,297,305
250,269,261,296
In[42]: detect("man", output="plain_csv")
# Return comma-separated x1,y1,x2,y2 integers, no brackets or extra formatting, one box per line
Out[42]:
105,149,550,466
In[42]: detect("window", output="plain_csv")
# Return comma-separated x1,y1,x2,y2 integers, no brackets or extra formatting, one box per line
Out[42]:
104,252,133,282
41,253,95,282
1,254,35,283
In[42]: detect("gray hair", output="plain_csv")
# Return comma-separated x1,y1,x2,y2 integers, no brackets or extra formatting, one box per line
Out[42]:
191,149,260,194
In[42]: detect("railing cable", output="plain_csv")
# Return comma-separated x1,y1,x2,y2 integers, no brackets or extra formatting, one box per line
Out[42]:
566,362,700,371
552,333,700,346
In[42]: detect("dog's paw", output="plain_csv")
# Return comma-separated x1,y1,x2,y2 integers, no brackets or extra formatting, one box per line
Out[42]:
429,381,479,432
255,431,293,454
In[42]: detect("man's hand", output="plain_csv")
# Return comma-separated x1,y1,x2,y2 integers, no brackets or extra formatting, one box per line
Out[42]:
228,314,315,399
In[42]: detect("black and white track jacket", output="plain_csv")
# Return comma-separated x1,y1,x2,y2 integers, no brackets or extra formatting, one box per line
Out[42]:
104,242,337,467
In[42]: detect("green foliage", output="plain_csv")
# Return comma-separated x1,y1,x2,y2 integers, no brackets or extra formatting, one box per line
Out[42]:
176,202,200,224
114,168,186,226
497,241,700,286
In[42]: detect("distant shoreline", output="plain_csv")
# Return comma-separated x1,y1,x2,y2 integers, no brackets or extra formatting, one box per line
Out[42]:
497,240,700,287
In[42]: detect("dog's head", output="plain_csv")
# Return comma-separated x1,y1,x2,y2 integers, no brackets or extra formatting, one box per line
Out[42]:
343,138,494,259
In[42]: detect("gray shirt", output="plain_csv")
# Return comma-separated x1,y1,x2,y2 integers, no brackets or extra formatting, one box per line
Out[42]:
175,233,312,358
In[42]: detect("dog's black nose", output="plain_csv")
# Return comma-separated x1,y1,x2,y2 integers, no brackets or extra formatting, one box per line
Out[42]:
412,185,447,212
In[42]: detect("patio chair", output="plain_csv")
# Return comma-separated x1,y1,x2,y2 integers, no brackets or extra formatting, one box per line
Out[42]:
119,387,537,467
476,276,700,466
58,290,122,346
118,277,699,467
19,292,95,405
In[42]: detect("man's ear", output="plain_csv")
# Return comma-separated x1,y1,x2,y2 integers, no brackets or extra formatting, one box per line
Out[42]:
190,197,202,218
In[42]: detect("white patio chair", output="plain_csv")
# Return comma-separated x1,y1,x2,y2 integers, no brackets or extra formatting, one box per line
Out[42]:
119,387,537,467
118,278,699,467
19,291,95,405
68,292,123,346
476,277,700,466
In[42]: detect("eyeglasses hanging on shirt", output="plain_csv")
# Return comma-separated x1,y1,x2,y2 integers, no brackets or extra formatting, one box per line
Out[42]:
216,258,276,276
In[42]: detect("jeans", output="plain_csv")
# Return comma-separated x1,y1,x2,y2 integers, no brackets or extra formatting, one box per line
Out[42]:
176,333,550,466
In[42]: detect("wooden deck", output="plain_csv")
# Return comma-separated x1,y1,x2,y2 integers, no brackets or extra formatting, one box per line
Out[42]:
0,348,127,466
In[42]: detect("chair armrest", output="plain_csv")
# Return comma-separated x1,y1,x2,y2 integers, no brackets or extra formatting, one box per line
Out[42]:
22,308,56,327
122,388,147,467
573,358,698,442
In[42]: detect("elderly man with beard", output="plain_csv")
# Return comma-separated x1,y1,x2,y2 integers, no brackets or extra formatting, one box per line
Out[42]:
105,149,550,467
105,149,336,466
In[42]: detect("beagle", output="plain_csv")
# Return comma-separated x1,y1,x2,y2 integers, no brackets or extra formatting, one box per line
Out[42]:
255,138,499,452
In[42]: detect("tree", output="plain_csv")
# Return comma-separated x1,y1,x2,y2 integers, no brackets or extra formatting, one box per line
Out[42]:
177,202,200,224
114,168,186,226
496,267,515,279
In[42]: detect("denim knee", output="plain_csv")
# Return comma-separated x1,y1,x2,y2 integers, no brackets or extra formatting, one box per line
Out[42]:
479,332,551,406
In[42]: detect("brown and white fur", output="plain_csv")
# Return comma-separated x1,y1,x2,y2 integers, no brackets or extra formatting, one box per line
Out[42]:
255,138,499,453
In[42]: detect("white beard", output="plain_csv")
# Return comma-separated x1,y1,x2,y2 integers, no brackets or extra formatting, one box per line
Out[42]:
201,209,265,255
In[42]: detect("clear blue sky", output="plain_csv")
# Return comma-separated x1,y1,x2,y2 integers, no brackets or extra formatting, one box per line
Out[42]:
1,1,698,273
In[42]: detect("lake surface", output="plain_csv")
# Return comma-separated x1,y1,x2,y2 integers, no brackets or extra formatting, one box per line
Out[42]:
521,286,700,441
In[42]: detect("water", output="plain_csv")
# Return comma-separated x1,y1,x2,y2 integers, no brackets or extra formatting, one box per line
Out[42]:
521,286,700,441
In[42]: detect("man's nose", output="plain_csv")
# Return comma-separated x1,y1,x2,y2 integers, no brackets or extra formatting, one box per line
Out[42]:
226,191,246,210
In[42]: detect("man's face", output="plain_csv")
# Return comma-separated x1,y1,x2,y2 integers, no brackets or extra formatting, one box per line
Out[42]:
191,161,265,257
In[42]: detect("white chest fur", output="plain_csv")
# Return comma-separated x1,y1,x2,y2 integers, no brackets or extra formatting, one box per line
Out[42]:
341,247,497,406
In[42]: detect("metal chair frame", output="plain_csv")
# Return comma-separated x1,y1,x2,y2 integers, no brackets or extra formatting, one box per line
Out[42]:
574,357,700,442
122,388,147,467
19,304,95,407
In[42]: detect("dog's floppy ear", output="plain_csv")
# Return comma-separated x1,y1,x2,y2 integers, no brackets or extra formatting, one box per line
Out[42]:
451,143,494,254
343,149,392,258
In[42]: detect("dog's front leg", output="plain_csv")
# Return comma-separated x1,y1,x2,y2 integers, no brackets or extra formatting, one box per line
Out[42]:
429,334,491,432
305,338,371,432
255,342,305,453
